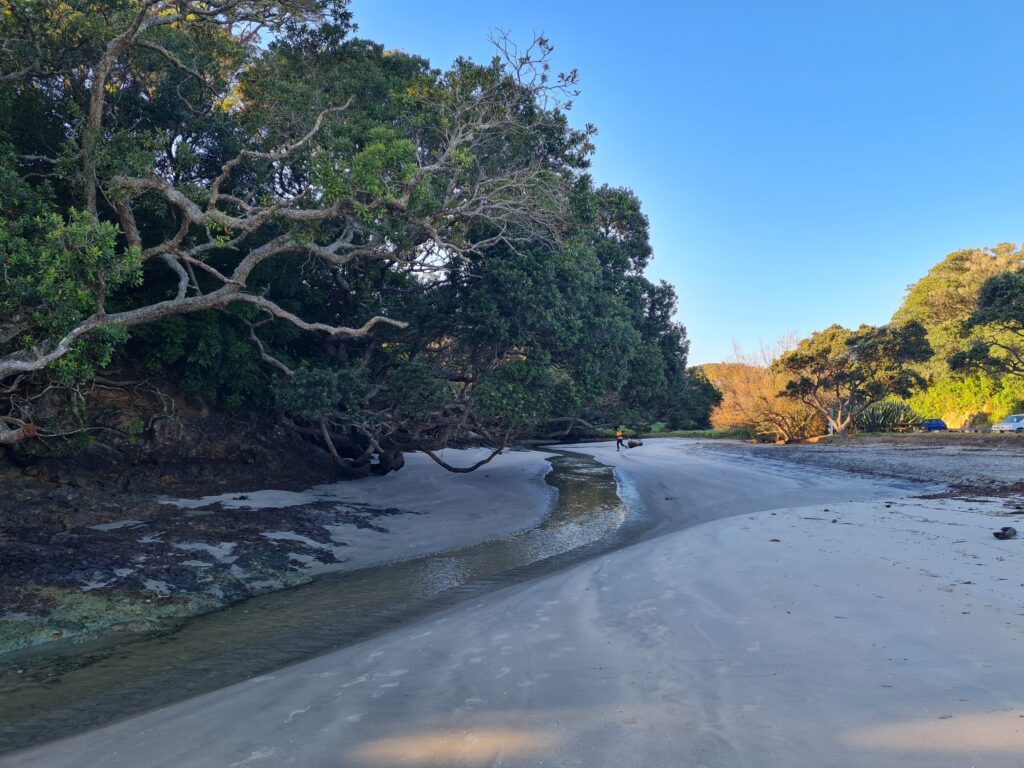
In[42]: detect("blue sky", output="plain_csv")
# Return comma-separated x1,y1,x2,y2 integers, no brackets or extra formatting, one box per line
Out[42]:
349,1,1024,364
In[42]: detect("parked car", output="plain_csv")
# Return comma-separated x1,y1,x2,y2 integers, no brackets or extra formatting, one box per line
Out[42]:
920,418,948,431
992,414,1024,432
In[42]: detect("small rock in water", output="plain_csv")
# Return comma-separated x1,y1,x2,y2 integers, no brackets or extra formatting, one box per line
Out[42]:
769,538,781,543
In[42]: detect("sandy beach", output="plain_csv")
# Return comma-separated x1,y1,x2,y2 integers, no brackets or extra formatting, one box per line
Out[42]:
4,438,1024,767
163,447,557,577
0,448,557,654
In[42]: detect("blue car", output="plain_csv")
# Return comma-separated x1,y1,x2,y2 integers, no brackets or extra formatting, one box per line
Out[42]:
920,418,947,431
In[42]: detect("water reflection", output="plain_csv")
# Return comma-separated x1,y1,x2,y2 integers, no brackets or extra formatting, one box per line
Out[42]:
0,452,634,754
351,728,565,765
844,710,1024,752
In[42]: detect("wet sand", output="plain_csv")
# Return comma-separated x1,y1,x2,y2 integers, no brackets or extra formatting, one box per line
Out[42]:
0,448,557,655
6,439,1023,767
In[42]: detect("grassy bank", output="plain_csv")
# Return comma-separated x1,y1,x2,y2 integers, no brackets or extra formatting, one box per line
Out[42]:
593,423,750,440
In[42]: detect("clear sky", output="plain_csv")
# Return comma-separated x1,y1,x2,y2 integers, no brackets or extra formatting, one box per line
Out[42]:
349,0,1024,364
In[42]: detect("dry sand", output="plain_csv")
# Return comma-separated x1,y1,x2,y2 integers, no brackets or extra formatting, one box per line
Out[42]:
5,439,1024,767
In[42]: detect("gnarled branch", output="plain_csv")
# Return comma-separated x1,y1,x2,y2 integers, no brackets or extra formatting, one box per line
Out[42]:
422,445,505,474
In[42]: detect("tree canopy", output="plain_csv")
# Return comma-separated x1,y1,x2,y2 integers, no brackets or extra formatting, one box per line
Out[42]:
888,243,1024,427
774,323,931,435
0,1,713,466
949,271,1024,379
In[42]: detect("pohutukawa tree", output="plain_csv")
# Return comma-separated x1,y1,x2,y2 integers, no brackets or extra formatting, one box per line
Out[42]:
773,322,932,436
949,271,1024,379
1,1,711,470
1,2,587,447
885,243,1024,428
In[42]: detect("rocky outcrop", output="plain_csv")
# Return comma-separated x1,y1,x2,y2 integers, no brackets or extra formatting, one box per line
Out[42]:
0,411,355,654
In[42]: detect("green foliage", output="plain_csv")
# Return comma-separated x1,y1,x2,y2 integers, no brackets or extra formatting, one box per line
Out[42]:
0,152,141,383
930,270,1024,425
51,325,131,386
905,372,1024,428
666,367,722,430
854,401,922,433
643,427,750,439
776,322,932,434
273,365,367,423
363,176,714,446
473,357,566,433
382,359,449,426
36,210,142,316
888,243,1024,427
0,1,718,465
127,314,268,409
893,244,1023,378
315,126,418,206
124,417,146,446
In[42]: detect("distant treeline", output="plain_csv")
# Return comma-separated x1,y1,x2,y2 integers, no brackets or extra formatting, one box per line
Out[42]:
703,243,1024,440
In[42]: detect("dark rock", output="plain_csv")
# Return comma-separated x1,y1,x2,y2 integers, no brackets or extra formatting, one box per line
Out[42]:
0,411,430,654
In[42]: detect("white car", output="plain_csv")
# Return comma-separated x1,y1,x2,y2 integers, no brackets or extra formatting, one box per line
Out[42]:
992,414,1024,432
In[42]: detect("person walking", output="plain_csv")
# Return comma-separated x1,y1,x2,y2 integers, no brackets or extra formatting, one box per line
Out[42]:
615,426,625,451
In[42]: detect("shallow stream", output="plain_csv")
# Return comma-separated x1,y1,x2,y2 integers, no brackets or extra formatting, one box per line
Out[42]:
0,450,643,755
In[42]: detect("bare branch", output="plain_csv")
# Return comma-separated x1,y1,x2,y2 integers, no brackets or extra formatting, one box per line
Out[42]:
208,101,352,209
233,294,408,338
246,321,294,377
0,416,35,444
422,446,505,473
0,288,407,381
135,39,211,92
83,1,164,217
161,253,190,300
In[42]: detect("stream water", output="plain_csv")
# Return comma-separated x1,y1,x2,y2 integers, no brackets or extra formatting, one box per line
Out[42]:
0,451,645,755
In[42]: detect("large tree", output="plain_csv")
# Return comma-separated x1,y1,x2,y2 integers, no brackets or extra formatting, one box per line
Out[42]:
774,323,931,436
889,243,1024,427
893,244,1024,378
949,270,1024,379
268,178,713,473
1,2,713,468
0,2,590,449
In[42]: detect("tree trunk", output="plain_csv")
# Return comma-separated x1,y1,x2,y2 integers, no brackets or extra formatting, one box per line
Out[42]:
422,446,504,473
371,450,405,476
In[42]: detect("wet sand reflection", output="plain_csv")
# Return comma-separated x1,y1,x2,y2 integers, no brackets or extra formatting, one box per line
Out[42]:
351,728,564,764
845,710,1024,752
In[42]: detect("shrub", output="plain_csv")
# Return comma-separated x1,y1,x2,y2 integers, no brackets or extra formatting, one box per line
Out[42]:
854,401,922,433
